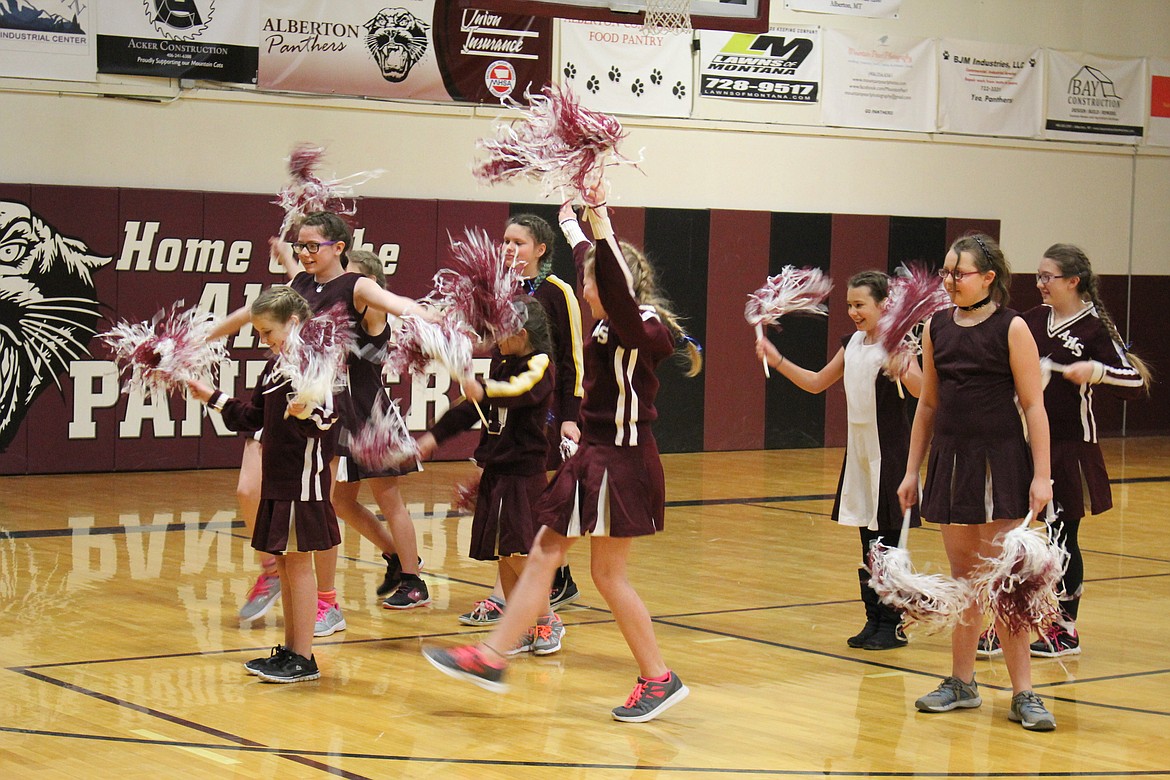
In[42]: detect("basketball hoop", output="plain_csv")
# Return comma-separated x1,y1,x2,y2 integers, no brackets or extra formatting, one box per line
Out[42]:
641,0,692,35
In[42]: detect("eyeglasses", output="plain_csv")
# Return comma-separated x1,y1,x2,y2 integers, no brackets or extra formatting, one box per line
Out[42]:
291,240,338,254
1035,273,1067,284
937,267,982,282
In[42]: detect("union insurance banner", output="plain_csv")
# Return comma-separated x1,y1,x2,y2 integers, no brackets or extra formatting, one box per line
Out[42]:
937,39,1044,139
97,0,259,83
259,0,551,104
557,19,692,119
0,0,95,81
1044,50,1146,144
821,29,936,133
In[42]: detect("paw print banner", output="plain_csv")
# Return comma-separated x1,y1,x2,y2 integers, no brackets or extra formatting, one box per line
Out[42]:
556,20,692,119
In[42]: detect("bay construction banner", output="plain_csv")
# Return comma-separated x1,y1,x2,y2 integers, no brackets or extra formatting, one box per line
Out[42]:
260,0,551,104
0,0,95,81
1045,50,1146,143
937,39,1043,139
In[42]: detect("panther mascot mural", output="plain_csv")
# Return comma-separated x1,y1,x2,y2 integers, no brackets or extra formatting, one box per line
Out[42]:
0,201,110,452
364,7,430,84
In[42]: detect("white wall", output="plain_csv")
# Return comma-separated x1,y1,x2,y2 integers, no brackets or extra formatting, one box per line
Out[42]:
2,0,1168,276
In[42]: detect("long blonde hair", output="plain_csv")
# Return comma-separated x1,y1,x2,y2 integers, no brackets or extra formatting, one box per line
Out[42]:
585,241,703,377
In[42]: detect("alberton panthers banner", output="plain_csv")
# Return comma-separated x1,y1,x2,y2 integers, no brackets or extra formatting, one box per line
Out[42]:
556,20,692,119
1045,50,1146,143
97,0,259,83
259,0,551,103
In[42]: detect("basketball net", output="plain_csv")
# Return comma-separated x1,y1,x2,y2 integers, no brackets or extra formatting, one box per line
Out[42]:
641,0,692,35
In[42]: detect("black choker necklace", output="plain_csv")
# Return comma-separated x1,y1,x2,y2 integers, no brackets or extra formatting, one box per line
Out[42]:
959,295,992,312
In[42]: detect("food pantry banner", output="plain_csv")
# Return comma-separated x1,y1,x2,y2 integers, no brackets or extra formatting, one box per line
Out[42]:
97,0,259,83
937,39,1044,139
0,0,95,81
821,30,936,133
1045,50,1146,144
1148,57,1170,147
784,0,900,19
260,0,551,104
556,20,692,118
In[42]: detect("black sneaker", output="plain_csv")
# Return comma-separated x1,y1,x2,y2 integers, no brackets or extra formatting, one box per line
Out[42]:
611,672,690,723
382,574,432,610
244,645,291,676
257,651,320,683
422,645,508,693
550,569,580,611
377,554,425,597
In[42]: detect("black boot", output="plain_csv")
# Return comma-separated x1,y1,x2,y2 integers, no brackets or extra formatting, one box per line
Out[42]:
862,601,909,650
377,553,403,597
847,569,881,648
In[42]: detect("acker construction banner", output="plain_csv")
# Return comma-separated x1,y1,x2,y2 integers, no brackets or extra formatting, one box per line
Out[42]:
259,0,551,103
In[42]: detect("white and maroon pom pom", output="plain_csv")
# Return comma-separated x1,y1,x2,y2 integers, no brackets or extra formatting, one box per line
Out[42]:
429,227,524,340
349,399,419,472
272,303,354,408
744,266,833,328
275,142,381,241
102,302,228,395
388,314,475,381
473,85,638,202
876,264,951,372
973,517,1066,636
453,476,481,515
868,541,974,634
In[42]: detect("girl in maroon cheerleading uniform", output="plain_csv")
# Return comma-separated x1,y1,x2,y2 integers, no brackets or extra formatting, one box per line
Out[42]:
897,234,1056,731
424,192,702,724
190,287,339,683
418,299,565,654
1019,245,1150,656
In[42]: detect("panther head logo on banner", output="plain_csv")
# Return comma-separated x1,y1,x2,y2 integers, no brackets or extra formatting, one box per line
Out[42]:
364,7,430,83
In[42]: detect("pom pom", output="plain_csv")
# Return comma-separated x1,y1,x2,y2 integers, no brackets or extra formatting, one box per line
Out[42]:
275,142,381,241
271,303,354,408
102,302,228,395
348,398,419,471
452,476,481,515
473,85,640,203
972,520,1067,636
868,541,974,635
428,228,524,340
744,267,833,328
876,264,951,373
387,314,475,381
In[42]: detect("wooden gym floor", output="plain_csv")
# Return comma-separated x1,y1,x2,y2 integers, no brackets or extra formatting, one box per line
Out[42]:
2,438,1169,778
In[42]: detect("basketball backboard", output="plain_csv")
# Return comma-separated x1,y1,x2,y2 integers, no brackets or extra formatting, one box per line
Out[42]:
458,0,770,33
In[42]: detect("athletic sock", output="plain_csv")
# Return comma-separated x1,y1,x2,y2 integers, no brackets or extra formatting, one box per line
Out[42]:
317,589,337,607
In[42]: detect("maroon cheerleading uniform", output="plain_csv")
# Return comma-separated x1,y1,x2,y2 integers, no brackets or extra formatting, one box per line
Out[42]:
290,270,417,480
429,350,554,559
921,306,1032,524
537,235,674,538
523,273,584,469
208,358,341,554
1024,303,1145,518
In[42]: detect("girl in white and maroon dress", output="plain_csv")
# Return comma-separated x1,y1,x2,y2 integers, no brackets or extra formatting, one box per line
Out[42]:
1021,244,1150,656
755,270,922,651
190,286,339,684
424,190,702,724
897,234,1056,731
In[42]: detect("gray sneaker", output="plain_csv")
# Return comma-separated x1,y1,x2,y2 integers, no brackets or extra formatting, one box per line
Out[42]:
238,573,281,622
458,595,505,626
531,614,566,656
915,675,982,712
1010,690,1056,731
313,601,347,637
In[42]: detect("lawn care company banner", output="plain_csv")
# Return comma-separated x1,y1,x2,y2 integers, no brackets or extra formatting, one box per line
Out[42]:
260,0,551,103
698,25,820,104
0,0,95,81
822,29,936,132
938,39,1043,139
97,0,259,83
1045,50,1146,143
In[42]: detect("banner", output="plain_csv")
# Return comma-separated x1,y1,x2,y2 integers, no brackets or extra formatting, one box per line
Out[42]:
0,0,95,81
785,0,900,18
260,0,551,104
1148,57,1170,147
938,39,1043,139
1045,50,1146,143
821,30,937,133
97,0,258,83
556,20,691,118
698,26,820,104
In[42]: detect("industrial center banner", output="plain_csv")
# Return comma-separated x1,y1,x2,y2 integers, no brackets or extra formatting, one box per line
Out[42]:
937,38,1044,139
0,0,95,81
